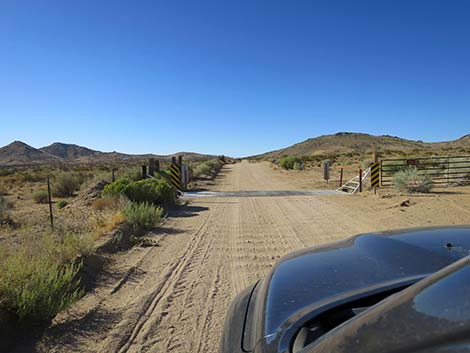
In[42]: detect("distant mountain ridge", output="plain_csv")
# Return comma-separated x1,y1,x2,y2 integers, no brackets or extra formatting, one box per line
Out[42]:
39,143,102,160
0,141,217,166
250,132,470,159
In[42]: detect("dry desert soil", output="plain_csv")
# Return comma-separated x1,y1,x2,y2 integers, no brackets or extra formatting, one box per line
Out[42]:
31,161,470,353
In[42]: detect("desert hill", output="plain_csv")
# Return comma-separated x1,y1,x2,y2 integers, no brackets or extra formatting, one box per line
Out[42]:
251,132,470,159
0,141,217,166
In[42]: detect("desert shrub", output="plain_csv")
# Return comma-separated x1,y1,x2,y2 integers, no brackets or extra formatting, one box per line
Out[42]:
194,163,213,177
102,178,174,206
102,178,132,198
0,251,82,323
122,202,164,231
92,195,129,212
57,200,68,209
121,168,143,181
124,178,175,205
392,167,433,193
0,169,14,177
293,161,304,171
0,196,12,220
92,198,116,211
33,190,49,204
279,155,302,170
205,159,223,169
22,172,45,183
52,173,82,197
39,232,94,264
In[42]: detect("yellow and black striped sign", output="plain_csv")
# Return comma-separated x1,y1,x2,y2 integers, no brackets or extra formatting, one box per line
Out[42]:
371,162,380,187
169,164,182,192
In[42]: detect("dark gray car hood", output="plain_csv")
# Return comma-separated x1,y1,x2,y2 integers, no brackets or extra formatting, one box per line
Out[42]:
250,226,470,353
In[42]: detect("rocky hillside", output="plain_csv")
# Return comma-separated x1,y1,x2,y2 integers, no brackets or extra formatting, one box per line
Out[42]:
0,141,59,165
251,132,470,159
0,141,217,165
39,142,102,160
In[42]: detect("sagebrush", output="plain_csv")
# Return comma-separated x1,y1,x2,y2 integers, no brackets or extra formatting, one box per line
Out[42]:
103,177,175,206
279,155,302,170
122,202,164,232
33,190,49,204
0,196,11,220
0,251,83,322
53,173,82,197
392,167,433,193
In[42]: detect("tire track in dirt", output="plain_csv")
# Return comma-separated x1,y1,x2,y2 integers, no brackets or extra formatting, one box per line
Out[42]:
131,200,235,353
96,212,212,353
40,161,469,353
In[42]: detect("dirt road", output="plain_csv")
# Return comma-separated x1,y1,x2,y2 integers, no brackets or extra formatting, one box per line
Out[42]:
40,161,470,353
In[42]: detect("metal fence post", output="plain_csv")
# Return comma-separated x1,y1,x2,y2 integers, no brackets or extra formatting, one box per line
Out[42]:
47,176,54,230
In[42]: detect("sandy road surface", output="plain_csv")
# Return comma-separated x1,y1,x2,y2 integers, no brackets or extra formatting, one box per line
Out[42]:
39,161,470,353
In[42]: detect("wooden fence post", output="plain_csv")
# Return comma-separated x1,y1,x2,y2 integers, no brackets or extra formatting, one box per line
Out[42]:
155,160,160,173
339,168,343,187
149,158,155,177
142,165,147,179
359,169,363,193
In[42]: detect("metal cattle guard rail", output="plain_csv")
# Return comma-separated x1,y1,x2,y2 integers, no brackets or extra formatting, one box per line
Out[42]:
380,156,470,187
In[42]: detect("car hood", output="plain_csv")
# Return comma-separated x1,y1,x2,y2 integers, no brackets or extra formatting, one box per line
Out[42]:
249,226,470,353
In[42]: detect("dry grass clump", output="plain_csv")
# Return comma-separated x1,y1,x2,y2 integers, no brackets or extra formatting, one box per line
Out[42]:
0,196,13,221
0,184,8,196
91,196,129,211
33,190,49,204
0,232,93,323
122,202,164,232
0,252,82,322
52,173,82,197
192,158,224,178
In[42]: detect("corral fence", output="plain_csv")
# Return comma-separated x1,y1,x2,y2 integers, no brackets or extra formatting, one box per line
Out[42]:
380,156,470,187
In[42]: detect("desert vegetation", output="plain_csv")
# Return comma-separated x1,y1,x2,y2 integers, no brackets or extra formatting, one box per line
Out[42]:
392,167,433,193
0,232,91,323
122,202,164,231
192,158,224,178
0,157,225,332
278,155,303,170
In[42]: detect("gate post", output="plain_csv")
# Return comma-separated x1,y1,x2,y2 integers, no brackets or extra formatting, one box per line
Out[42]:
359,169,363,193
149,158,155,177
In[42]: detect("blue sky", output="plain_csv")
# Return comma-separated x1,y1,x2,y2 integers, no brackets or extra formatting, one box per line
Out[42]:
1,1,469,157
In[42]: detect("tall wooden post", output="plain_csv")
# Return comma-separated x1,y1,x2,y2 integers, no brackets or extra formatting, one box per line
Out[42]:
47,176,54,230
155,160,160,173
149,158,155,177
372,151,379,163
112,168,116,182
178,155,183,167
359,169,363,193
171,157,176,165
339,168,343,187
142,165,147,179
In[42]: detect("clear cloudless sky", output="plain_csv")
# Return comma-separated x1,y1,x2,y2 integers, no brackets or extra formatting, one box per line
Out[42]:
1,0,469,157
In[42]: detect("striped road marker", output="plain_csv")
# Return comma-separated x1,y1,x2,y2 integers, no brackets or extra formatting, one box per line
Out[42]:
371,162,380,187
170,164,183,193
